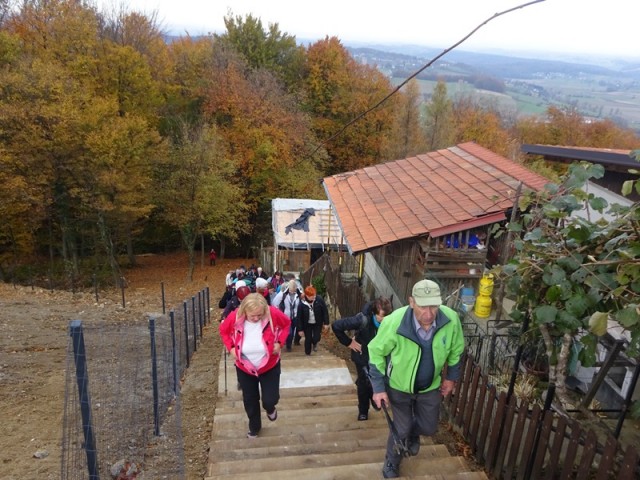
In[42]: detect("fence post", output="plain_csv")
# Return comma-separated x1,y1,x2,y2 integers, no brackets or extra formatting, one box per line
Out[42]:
69,320,100,480
183,301,190,368
93,274,98,302
149,317,160,437
161,282,166,315
206,287,211,323
192,296,197,352
198,291,203,337
170,310,178,396
119,277,126,308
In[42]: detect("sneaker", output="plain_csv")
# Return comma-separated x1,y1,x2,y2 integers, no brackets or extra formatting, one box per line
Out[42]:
358,413,368,421
408,436,420,456
382,460,399,478
267,408,278,421
247,431,258,439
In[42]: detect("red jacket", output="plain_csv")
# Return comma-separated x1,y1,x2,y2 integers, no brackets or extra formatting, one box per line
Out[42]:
219,305,291,376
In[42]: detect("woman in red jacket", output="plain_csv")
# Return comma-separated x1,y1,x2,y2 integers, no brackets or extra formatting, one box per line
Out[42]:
219,293,291,438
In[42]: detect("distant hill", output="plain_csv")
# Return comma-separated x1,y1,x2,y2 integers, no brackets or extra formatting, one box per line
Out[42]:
341,42,640,132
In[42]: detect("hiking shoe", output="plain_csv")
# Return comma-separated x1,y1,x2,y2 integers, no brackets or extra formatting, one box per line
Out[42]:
247,431,258,439
358,413,368,421
408,436,420,456
267,408,278,421
382,460,399,478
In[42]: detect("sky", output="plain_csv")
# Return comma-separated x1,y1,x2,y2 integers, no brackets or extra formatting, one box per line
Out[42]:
99,0,639,59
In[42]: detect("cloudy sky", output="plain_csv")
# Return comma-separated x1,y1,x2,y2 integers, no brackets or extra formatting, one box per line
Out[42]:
99,0,638,58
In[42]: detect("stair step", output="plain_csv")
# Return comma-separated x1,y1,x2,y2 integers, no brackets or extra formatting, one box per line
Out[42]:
209,427,408,453
213,406,387,424
206,455,478,479
208,445,453,476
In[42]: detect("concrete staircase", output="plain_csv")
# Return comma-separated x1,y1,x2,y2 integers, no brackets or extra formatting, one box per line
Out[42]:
206,346,487,480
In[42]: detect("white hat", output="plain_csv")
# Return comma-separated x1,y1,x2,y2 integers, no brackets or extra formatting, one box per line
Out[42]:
235,280,246,288
411,279,442,307
255,278,269,289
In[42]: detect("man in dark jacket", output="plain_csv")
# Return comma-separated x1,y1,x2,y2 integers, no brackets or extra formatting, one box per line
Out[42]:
332,297,393,421
296,285,329,355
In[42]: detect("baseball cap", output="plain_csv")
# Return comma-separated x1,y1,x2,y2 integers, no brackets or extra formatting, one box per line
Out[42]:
411,280,442,307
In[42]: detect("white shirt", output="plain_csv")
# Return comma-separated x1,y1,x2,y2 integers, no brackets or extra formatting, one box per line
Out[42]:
242,321,266,367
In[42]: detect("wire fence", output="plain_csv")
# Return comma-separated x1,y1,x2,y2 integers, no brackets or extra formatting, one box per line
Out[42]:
61,287,210,480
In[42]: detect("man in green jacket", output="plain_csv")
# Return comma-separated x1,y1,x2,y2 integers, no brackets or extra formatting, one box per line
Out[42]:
368,279,465,478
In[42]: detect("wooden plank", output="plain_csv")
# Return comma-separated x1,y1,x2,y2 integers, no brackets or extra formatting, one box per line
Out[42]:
504,401,530,480
559,423,583,479
463,366,482,437
529,410,554,478
545,415,568,479
516,404,542,480
469,378,487,454
477,385,497,463
618,444,640,480
594,435,618,480
493,395,517,478
455,358,475,426
576,429,598,478
486,391,508,470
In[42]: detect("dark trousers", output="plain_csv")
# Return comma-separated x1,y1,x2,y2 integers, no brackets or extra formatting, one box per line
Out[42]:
302,322,323,354
236,362,281,434
355,363,373,415
385,387,441,464
285,324,298,349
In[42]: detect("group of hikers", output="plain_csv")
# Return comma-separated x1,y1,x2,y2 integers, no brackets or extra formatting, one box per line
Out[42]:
218,262,464,479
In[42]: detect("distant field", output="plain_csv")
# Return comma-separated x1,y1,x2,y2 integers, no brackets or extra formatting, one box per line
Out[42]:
391,75,640,132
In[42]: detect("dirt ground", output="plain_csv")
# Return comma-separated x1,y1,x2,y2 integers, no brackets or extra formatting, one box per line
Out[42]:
0,252,476,480
0,252,232,480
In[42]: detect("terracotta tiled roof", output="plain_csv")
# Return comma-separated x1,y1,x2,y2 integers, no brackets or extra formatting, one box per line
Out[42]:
323,142,549,254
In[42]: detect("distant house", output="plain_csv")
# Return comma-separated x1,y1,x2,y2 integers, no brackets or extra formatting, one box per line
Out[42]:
521,144,639,202
322,142,549,305
266,198,344,275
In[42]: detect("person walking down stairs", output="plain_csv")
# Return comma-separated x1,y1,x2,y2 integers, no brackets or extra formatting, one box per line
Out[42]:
219,293,291,439
368,280,465,478
332,297,392,421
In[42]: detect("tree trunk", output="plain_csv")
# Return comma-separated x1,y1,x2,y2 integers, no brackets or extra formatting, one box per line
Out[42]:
127,229,136,267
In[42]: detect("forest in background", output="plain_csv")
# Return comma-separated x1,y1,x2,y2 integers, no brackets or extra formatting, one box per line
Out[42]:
1,0,639,289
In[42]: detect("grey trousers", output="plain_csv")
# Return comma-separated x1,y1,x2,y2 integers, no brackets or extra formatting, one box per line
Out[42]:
386,387,441,464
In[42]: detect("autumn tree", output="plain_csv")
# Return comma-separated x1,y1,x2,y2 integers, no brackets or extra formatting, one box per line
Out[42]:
304,36,397,175
155,122,246,281
201,41,326,244
218,12,306,92
424,80,455,151
383,79,426,159
451,95,513,157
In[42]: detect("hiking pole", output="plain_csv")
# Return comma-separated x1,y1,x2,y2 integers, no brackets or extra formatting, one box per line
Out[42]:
381,402,410,457
224,350,228,396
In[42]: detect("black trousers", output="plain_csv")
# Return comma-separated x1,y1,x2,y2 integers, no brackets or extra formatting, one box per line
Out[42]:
236,362,281,434
355,363,373,415
302,322,323,354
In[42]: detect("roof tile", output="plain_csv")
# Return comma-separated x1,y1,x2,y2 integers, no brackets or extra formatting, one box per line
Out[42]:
323,142,549,254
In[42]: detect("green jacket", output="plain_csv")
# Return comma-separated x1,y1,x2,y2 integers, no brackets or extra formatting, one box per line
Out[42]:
368,305,465,394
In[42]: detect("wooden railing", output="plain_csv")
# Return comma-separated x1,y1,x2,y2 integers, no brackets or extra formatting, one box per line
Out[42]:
444,353,640,479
